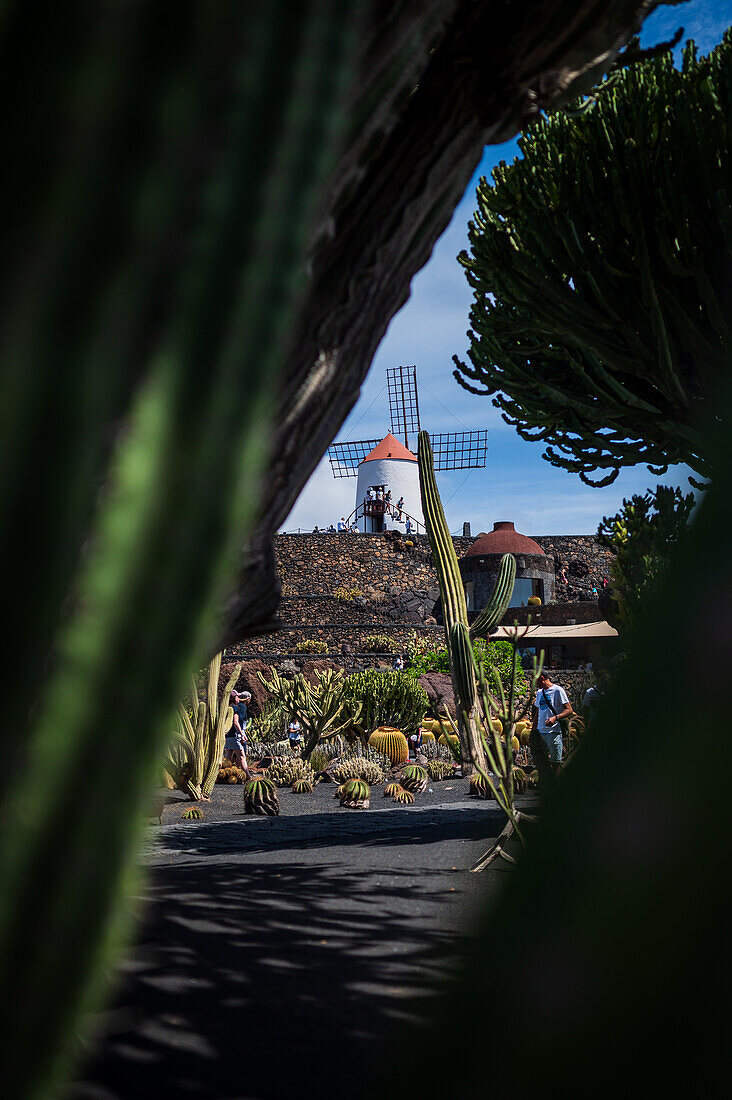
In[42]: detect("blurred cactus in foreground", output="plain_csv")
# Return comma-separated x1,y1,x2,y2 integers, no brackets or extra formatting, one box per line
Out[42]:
0,3,365,1096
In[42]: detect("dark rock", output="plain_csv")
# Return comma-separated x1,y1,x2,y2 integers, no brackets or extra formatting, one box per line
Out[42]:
418,672,455,717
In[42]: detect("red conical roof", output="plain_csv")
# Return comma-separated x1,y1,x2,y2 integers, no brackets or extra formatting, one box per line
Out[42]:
360,433,417,463
465,521,544,557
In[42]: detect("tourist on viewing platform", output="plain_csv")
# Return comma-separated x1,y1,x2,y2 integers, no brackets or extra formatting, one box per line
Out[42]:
337,517,347,532
393,654,404,671
532,671,572,764
376,487,383,502
405,517,413,535
327,523,336,532
385,489,392,505
350,522,359,533
397,495,404,520
313,525,320,533
366,486,375,501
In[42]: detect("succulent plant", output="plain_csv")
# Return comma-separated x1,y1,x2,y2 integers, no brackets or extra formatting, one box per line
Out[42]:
292,778,314,793
334,784,346,800
513,768,529,795
181,807,204,821
426,760,455,781
469,772,494,800
384,781,402,797
419,740,455,763
391,786,415,805
368,727,409,766
243,778,280,817
265,756,315,788
400,763,428,793
339,778,370,808
421,730,436,743
332,753,384,785
309,744,338,773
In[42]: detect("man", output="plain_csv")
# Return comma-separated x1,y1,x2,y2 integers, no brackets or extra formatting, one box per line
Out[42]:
582,671,607,729
337,517,347,532
225,690,251,771
532,671,572,764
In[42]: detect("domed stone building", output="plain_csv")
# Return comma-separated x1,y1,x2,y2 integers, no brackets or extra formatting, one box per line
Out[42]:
459,521,555,611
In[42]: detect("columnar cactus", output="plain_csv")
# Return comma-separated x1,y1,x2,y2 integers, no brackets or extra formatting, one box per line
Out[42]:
418,430,515,772
163,656,241,800
257,666,361,760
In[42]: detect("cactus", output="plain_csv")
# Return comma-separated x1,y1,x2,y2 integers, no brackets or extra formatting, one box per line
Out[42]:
426,760,455,781
264,756,315,788
181,808,204,821
291,779,314,793
344,672,428,740
257,666,361,759
418,430,515,772
339,779,370,808
421,730,436,743
400,764,428,793
469,772,493,800
391,786,415,805
368,727,410,767
332,755,384,786
384,781,402,797
162,656,241,800
243,779,280,817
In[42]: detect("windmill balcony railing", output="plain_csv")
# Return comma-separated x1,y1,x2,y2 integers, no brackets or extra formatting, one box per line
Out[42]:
347,502,425,535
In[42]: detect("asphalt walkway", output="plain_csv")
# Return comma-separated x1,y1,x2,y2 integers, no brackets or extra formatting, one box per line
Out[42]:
73,786,525,1100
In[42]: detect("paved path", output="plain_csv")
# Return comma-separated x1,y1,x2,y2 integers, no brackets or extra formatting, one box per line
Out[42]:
74,793,524,1100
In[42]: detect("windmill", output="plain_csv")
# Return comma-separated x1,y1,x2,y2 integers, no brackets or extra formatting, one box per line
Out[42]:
328,365,488,533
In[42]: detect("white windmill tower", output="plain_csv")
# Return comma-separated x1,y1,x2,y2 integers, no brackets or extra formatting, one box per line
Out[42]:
328,366,488,533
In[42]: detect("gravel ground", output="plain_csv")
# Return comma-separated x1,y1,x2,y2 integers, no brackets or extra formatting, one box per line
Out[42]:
74,780,535,1100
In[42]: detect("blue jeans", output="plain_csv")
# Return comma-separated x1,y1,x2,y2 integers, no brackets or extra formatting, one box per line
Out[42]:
541,729,563,762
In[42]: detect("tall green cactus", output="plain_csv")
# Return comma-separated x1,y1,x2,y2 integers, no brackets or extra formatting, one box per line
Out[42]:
163,656,241,800
257,666,361,760
418,430,515,771
0,5,366,1097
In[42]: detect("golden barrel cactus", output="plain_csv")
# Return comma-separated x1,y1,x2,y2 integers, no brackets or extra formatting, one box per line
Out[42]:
369,727,409,767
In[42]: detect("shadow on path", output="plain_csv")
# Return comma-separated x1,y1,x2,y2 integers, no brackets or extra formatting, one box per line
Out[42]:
73,839,501,1100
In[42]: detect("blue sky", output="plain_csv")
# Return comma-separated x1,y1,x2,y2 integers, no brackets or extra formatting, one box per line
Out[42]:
283,0,731,535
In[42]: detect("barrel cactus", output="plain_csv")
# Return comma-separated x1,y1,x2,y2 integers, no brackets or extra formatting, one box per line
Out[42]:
181,807,204,821
292,778,314,793
421,730,436,743
339,779,370,808
243,778,280,816
391,786,415,805
400,764,428,793
427,760,454,781
384,781,402,797
369,727,409,766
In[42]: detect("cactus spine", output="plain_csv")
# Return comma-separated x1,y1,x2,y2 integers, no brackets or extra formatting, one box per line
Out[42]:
418,430,515,773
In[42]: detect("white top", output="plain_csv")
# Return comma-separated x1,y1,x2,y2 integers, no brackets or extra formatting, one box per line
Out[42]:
337,520,347,531
535,684,569,734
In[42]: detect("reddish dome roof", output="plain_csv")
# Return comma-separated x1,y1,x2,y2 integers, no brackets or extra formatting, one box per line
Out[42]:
360,433,417,463
465,521,545,557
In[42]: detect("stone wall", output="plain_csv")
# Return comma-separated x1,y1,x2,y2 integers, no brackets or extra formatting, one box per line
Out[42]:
236,531,612,660
534,535,613,602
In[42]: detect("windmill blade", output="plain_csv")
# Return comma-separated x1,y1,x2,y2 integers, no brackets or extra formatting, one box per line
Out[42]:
327,438,381,477
387,365,420,445
431,430,488,470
